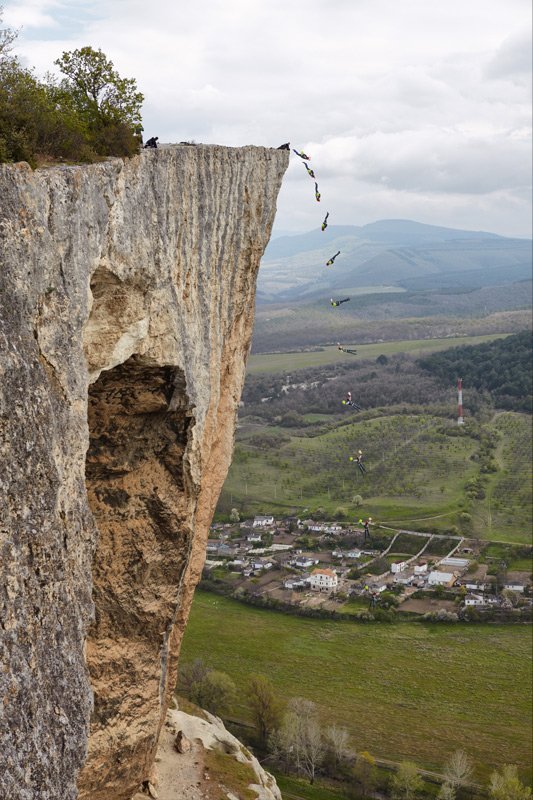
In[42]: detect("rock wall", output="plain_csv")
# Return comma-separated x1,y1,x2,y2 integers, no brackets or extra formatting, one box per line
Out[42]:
0,145,288,800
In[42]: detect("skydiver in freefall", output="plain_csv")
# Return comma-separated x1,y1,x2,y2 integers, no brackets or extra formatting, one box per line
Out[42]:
349,450,366,474
303,163,316,179
293,149,311,160
326,251,341,266
315,182,321,202
337,342,357,355
342,392,362,411
330,297,350,307
322,212,330,231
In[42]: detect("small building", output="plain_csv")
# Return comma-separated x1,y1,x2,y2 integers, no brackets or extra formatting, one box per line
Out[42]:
463,580,487,592
308,523,325,532
394,575,411,586
206,541,219,554
293,556,316,569
391,561,407,574
251,559,273,571
309,568,338,593
441,557,470,570
284,574,310,590
247,533,263,543
504,582,525,593
465,593,485,606
346,549,362,559
325,524,343,533
465,594,498,607
414,563,428,575
253,515,274,528
428,571,456,587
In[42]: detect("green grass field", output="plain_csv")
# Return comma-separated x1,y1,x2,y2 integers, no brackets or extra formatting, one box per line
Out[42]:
181,592,533,781
220,411,532,544
247,334,511,375
459,413,533,545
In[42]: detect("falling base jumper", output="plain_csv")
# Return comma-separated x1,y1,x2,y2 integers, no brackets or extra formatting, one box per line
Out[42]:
337,342,357,355
326,251,341,266
303,163,316,178
322,212,329,231
342,391,362,411
359,518,372,541
315,182,321,202
350,450,366,475
330,297,350,307
293,148,311,160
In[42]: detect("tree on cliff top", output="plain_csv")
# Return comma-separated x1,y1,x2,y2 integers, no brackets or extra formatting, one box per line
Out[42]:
54,46,143,155
0,6,17,59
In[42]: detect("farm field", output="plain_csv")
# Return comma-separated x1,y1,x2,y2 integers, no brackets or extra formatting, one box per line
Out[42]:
247,333,511,375
180,592,533,782
220,412,532,543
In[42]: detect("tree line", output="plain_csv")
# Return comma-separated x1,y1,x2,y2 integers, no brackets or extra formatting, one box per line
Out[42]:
418,331,532,413
0,7,143,166
177,660,531,799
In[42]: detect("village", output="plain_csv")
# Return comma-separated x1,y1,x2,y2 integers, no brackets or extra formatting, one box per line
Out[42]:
203,515,533,618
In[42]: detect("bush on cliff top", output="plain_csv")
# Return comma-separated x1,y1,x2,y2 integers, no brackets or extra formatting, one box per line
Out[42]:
0,12,143,166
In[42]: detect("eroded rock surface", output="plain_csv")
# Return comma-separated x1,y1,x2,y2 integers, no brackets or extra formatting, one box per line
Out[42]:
0,145,288,800
148,707,282,800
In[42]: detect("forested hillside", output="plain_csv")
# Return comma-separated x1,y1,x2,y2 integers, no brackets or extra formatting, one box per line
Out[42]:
418,330,532,412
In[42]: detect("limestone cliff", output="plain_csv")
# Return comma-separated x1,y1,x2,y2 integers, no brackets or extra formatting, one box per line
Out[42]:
0,145,288,800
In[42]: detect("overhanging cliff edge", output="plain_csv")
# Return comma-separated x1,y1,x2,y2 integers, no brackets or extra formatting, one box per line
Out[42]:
0,144,289,800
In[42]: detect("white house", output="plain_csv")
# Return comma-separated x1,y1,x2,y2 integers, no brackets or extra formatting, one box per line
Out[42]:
463,580,487,592
394,575,411,586
308,523,325,532
391,561,407,574
465,594,499,607
253,515,274,527
414,563,428,575
465,594,485,606
250,559,273,571
346,549,362,559
428,571,456,587
247,533,263,543
293,556,316,569
504,582,525,593
325,524,343,533
309,568,338,593
284,575,310,590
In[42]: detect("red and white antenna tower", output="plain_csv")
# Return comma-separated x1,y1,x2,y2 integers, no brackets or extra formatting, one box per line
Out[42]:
457,377,464,425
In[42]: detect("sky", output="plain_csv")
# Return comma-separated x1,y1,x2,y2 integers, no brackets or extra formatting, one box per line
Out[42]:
3,0,532,237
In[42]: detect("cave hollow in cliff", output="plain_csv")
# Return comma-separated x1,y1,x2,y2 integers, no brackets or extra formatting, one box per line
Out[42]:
82,355,195,798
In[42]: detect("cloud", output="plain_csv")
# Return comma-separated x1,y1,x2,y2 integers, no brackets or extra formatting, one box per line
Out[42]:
486,29,532,77
3,0,532,236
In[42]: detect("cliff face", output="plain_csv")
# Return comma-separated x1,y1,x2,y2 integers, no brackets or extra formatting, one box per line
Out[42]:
0,145,288,800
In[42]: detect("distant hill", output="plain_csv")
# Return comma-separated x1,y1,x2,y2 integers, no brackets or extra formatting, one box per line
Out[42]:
259,219,532,302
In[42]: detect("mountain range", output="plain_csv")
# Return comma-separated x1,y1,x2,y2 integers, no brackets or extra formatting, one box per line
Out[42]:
258,219,532,303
